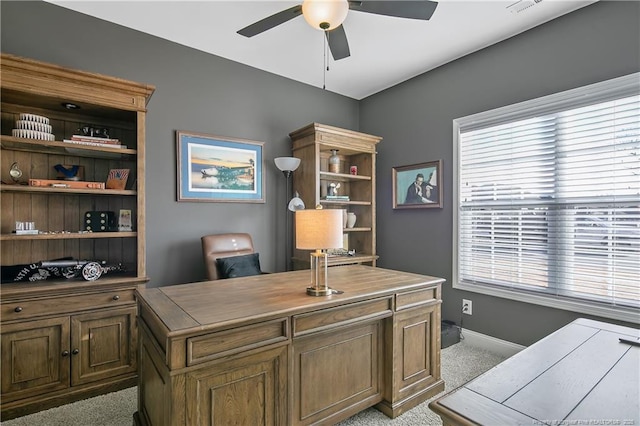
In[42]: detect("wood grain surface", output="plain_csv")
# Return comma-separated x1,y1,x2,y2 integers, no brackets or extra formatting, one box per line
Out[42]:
430,318,640,426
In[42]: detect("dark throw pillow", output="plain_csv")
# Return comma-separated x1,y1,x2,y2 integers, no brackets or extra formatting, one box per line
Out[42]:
216,253,262,279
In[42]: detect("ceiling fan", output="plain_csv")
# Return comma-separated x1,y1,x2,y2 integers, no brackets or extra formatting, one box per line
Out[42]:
237,0,439,61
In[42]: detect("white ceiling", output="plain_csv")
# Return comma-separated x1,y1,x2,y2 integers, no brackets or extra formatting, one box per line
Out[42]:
46,0,597,100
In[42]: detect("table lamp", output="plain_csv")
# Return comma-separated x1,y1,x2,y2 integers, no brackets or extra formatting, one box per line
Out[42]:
295,207,343,296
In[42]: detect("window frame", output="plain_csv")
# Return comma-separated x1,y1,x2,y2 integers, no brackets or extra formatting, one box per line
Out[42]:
452,73,640,324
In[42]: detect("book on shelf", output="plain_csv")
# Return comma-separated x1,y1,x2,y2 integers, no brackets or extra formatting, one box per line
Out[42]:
70,134,120,144
15,230,39,235
63,139,127,149
324,195,350,201
29,178,105,189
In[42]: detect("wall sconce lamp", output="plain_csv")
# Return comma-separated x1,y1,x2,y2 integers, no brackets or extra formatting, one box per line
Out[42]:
295,207,343,296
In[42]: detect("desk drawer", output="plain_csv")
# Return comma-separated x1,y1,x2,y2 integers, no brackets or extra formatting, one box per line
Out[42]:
293,297,393,337
187,318,289,366
396,288,438,311
1,289,136,321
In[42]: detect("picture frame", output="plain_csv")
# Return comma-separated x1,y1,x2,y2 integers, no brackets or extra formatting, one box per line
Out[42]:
176,130,265,203
392,160,443,209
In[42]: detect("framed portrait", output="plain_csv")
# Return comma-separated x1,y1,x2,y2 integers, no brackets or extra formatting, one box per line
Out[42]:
392,160,443,209
176,131,265,203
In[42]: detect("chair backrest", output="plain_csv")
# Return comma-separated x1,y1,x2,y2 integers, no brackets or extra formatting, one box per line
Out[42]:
201,233,255,280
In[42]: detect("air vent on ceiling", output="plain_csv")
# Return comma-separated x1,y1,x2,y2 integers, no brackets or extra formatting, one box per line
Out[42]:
507,0,543,14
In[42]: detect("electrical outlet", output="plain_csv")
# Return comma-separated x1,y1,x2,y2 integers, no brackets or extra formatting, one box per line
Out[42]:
462,299,473,315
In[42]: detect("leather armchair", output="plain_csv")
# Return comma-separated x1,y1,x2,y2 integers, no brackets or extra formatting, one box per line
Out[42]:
201,233,256,280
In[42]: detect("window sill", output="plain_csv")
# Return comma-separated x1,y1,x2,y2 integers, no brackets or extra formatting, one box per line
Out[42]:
454,281,639,325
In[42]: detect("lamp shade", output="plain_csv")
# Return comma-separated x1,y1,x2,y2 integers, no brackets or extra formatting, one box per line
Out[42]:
302,0,349,31
288,192,306,211
274,157,301,172
295,209,343,249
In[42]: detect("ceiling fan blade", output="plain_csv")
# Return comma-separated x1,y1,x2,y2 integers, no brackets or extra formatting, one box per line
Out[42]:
237,5,303,37
349,1,438,21
326,25,350,60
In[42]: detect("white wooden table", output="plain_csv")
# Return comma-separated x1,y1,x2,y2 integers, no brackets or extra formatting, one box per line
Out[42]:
429,318,640,425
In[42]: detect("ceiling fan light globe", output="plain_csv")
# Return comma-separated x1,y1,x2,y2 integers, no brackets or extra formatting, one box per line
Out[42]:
302,0,349,31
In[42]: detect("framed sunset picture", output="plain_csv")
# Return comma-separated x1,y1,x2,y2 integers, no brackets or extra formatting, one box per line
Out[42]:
176,130,264,203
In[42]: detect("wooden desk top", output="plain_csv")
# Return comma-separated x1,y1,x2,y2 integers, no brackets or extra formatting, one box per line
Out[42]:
137,265,444,335
429,318,640,426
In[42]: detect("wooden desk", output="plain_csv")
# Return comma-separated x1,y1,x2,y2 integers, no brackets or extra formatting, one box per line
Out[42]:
429,318,640,426
134,265,445,425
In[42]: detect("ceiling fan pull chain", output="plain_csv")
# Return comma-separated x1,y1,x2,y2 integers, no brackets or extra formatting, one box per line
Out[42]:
323,30,328,90
326,30,330,72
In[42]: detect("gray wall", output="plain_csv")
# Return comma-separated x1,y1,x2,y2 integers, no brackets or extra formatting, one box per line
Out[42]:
2,1,637,345
360,0,640,345
1,0,359,286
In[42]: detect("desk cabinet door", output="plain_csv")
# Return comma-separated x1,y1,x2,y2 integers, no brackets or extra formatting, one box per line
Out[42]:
392,304,440,401
1,317,70,402
293,321,384,425
185,345,288,426
71,307,137,385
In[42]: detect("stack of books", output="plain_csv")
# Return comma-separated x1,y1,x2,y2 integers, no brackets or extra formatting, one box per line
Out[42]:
62,134,125,149
324,195,350,201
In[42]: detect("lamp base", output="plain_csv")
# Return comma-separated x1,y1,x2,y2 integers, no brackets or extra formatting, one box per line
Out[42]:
306,286,333,296
306,250,333,296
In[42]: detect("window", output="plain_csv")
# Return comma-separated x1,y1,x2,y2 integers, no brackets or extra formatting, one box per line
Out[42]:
453,74,639,323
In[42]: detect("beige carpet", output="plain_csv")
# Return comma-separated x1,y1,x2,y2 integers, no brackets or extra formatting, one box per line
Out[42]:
1,341,507,426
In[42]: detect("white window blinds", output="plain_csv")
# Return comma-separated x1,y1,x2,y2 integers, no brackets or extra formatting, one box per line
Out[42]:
454,74,640,320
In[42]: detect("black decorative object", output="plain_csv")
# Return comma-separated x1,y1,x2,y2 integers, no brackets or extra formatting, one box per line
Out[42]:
54,164,81,181
84,211,116,232
78,125,110,138
1,257,125,283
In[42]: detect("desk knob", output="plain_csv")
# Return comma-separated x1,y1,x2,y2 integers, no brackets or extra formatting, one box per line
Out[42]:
14,306,23,313
112,295,120,301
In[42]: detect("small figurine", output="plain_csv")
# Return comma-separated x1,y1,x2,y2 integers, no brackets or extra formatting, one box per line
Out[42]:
9,162,23,183
328,182,341,197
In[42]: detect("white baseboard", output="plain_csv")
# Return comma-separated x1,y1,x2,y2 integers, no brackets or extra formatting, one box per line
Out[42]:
460,328,526,358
